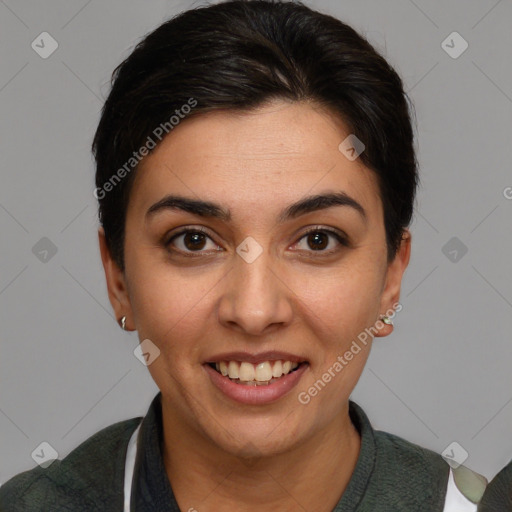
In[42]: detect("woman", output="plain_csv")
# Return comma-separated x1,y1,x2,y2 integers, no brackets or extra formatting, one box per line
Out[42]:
0,1,488,510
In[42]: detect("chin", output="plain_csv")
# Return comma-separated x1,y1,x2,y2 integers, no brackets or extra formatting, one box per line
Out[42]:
199,411,310,460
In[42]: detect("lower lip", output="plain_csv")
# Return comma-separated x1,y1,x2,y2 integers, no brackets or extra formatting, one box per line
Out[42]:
204,363,308,405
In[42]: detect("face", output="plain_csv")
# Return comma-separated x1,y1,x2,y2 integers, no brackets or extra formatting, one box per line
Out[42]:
99,99,410,458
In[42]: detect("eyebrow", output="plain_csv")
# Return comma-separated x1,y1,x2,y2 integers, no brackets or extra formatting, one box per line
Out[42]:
145,191,367,224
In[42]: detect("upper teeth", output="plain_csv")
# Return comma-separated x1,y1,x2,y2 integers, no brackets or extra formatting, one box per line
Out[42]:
215,360,299,382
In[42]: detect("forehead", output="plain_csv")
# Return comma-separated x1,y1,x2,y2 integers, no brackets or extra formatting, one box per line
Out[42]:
128,100,382,223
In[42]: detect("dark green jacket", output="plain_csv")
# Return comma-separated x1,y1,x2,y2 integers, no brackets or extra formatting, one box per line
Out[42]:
478,460,512,511
0,395,487,511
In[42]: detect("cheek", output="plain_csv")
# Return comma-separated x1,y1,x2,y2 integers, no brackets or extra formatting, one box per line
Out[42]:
128,267,213,393
125,248,220,348
132,279,212,346
296,259,384,336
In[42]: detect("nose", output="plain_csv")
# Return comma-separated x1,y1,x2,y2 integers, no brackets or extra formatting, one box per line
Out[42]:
217,241,293,337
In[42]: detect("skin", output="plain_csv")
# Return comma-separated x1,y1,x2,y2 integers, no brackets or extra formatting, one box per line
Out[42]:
99,98,411,511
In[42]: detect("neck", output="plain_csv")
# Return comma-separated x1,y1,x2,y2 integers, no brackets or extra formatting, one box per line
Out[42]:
161,401,361,512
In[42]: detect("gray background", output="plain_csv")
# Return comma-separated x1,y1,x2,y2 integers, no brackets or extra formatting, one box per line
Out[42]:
1,0,511,485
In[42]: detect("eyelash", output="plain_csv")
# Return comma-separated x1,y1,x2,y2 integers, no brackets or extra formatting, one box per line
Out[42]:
164,225,349,257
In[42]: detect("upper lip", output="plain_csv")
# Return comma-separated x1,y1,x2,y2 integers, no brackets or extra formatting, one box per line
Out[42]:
205,351,307,365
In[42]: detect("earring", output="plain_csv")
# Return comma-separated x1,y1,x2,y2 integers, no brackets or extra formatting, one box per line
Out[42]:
380,315,393,326
119,316,127,330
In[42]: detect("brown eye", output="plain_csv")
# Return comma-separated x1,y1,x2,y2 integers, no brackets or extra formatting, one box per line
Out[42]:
182,232,207,251
306,231,329,250
294,227,348,254
166,228,221,255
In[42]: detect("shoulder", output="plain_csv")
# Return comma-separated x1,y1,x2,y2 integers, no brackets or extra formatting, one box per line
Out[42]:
478,459,512,511
373,430,487,509
373,429,450,494
374,428,447,474
0,417,141,511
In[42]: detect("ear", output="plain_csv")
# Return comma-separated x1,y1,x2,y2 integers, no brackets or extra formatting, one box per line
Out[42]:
374,228,411,338
98,226,134,331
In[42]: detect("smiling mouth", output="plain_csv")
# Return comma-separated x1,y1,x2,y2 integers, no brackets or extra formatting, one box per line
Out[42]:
208,360,306,386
